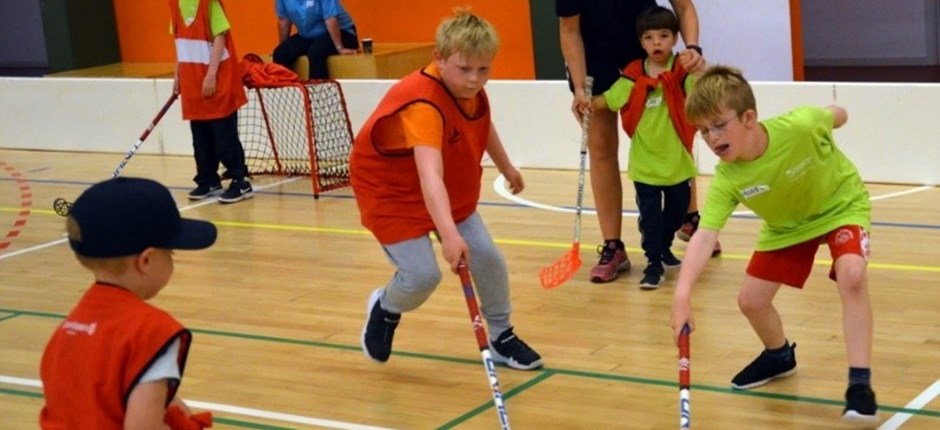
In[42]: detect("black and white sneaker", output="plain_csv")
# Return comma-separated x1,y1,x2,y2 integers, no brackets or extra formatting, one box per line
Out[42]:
188,183,223,200
662,250,682,269
731,344,797,390
219,179,253,204
842,384,879,427
361,288,400,363
489,327,543,370
639,263,665,290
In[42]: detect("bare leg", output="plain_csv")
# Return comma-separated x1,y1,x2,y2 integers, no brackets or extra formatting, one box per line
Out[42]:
688,178,699,213
834,254,873,368
588,108,622,242
738,275,787,349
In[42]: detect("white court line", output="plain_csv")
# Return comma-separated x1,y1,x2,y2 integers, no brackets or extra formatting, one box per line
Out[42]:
878,379,940,430
494,176,934,217
0,177,301,262
0,375,395,430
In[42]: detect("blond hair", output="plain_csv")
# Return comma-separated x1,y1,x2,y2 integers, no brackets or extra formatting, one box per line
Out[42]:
685,65,757,123
435,9,499,59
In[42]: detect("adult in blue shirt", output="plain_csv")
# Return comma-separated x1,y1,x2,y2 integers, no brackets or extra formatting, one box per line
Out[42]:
273,0,359,79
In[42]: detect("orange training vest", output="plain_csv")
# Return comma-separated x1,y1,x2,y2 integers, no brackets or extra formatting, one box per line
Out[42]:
170,0,247,120
619,58,696,152
40,284,192,429
350,66,491,244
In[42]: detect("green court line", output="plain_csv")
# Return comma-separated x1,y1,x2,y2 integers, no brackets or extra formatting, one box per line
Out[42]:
0,386,43,399
3,308,937,423
213,417,298,430
436,369,556,429
0,312,20,323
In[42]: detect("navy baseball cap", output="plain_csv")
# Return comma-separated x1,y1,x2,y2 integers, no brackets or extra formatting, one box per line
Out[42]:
68,177,217,258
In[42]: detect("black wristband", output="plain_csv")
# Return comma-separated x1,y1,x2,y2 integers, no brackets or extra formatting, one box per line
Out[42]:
686,45,703,56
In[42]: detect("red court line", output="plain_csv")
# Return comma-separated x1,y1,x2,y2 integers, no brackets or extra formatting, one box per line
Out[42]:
0,161,32,251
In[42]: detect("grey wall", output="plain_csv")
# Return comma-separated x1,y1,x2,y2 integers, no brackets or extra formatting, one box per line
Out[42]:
802,0,939,66
0,0,49,70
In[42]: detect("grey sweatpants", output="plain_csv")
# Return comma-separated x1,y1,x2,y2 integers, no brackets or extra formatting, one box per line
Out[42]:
377,212,512,339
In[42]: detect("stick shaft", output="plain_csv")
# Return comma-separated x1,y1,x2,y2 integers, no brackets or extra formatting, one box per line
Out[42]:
679,324,691,429
111,93,179,178
457,263,511,430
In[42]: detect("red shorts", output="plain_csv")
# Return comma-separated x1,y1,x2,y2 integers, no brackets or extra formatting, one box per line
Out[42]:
746,225,870,288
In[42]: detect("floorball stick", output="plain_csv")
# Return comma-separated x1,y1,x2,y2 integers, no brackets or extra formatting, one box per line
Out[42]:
53,92,180,216
539,76,594,289
679,323,691,429
457,261,511,430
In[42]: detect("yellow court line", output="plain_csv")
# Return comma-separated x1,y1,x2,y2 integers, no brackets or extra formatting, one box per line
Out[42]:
213,219,940,274
4,207,938,273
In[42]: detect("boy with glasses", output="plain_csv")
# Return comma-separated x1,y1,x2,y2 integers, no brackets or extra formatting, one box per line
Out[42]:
670,65,878,426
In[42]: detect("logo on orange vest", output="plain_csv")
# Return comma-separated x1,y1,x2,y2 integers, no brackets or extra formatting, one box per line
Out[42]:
62,320,98,336
449,128,462,144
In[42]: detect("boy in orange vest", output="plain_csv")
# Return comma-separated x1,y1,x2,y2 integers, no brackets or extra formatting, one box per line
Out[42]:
351,10,542,371
40,177,215,429
590,6,706,288
171,0,252,204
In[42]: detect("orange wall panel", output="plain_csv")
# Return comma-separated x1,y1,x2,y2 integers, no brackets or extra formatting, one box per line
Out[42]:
113,0,534,79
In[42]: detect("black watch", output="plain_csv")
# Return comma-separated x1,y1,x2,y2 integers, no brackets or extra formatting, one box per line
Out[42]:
687,45,703,56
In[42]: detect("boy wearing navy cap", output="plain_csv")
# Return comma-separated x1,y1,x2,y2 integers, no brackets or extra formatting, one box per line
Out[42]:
40,177,216,429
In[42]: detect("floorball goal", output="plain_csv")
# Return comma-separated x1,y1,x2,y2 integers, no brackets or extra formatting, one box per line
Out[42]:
238,80,353,197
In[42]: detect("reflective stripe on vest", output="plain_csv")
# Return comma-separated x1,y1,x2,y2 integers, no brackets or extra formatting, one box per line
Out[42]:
175,38,231,64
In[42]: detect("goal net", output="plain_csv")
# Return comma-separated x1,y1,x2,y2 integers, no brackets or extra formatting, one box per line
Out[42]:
238,80,353,197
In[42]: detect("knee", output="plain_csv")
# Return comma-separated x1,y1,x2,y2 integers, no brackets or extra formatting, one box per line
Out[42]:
398,265,443,294
837,264,868,296
737,291,769,317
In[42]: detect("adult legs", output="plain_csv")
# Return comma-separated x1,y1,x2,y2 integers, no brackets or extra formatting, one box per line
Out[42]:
588,108,623,243
305,29,358,79
272,34,313,68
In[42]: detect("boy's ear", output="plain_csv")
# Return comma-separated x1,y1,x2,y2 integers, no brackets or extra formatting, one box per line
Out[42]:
134,247,157,272
742,109,758,126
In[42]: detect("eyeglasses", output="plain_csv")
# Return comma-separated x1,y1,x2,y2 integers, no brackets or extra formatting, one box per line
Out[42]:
698,113,741,140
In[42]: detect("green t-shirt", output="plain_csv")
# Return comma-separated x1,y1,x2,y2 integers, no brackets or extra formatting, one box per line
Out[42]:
700,106,871,251
174,0,230,37
603,55,697,186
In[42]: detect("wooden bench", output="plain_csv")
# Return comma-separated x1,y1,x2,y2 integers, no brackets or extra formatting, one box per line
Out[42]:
292,42,434,80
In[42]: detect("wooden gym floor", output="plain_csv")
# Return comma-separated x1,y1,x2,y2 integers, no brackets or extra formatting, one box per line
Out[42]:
0,148,938,429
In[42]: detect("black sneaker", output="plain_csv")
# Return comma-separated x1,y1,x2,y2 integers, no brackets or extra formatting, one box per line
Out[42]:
662,249,682,269
842,384,878,427
361,289,400,363
489,327,543,370
219,179,254,204
731,344,797,390
188,183,223,201
639,263,665,290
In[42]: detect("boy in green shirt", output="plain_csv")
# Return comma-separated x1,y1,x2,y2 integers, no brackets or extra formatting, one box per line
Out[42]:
591,6,703,288
670,65,878,427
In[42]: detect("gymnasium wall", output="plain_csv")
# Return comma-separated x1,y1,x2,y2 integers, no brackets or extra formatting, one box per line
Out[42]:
1,77,938,185
113,0,535,79
110,1,795,81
